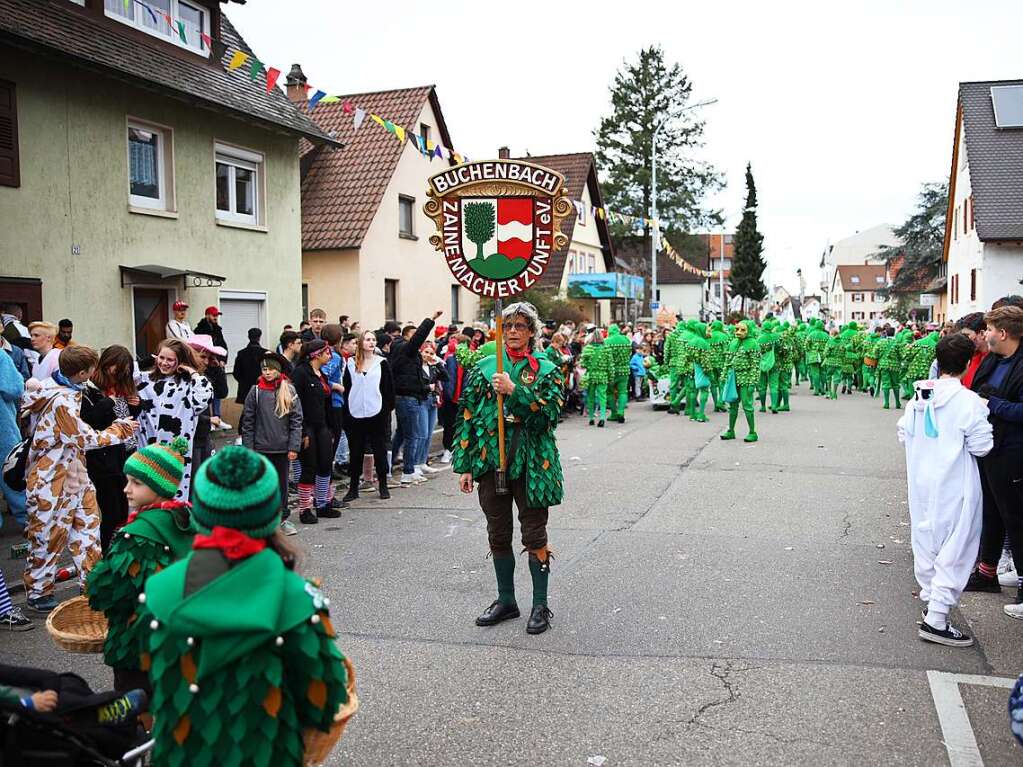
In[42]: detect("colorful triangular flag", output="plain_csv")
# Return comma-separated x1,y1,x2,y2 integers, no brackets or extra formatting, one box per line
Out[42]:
394,125,406,143
227,50,249,70
370,113,384,128
342,101,353,115
433,145,443,159
248,58,263,80
308,90,326,111
200,32,212,49
353,108,366,131
265,67,281,93
176,20,187,43
319,95,340,104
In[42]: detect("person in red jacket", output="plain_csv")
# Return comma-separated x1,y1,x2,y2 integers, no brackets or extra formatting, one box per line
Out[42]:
957,312,989,389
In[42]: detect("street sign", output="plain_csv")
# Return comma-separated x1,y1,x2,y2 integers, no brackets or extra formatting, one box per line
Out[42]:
650,301,660,310
423,159,573,299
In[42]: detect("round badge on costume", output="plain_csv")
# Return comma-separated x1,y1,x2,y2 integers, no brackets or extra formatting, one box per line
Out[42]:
519,369,536,385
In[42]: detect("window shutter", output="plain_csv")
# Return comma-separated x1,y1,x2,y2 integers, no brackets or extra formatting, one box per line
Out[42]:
0,79,19,188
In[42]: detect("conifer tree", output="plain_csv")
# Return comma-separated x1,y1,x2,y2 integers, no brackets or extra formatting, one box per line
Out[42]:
729,163,767,314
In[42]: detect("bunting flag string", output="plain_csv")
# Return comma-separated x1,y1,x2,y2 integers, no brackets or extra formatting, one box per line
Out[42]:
123,0,664,229
660,235,721,279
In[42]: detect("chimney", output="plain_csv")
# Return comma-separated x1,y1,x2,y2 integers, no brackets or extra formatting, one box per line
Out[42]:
498,146,510,159
285,63,308,104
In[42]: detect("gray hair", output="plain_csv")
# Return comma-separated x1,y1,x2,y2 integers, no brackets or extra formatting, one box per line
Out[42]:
502,301,541,352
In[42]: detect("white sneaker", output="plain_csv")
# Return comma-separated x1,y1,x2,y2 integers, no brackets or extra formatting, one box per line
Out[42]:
218,420,233,431
418,464,441,475
439,450,453,464
1004,601,1023,620
400,473,424,486
998,551,1018,587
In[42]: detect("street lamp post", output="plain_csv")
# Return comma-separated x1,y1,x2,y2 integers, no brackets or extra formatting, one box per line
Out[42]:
649,98,717,323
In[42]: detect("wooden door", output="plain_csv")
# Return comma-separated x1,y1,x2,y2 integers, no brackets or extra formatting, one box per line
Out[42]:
133,288,169,360
0,278,42,322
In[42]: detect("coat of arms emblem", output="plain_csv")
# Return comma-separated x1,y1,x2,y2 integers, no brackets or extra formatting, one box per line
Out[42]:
424,160,574,297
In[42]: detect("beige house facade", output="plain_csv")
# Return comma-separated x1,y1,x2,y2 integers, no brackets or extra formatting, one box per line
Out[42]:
0,0,334,361
298,80,479,329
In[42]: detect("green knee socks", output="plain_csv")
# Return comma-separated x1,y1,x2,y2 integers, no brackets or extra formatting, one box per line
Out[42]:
493,555,516,605
528,554,549,607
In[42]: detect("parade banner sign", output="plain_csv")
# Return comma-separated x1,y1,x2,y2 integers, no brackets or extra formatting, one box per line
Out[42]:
424,160,574,298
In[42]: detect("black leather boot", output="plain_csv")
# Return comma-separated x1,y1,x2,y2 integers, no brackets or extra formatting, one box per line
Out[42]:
475,600,520,626
526,605,553,634
378,478,391,500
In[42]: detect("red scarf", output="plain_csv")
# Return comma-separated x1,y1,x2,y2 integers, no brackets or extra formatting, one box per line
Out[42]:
193,526,267,561
507,347,539,374
125,499,191,526
257,373,287,392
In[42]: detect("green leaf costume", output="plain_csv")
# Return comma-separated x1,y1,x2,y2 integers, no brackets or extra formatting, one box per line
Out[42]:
721,321,762,442
138,549,350,767
875,334,903,409
451,352,564,507
604,324,632,421
87,503,194,672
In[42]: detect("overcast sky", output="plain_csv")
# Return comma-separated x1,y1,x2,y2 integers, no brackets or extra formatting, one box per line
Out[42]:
229,0,1022,293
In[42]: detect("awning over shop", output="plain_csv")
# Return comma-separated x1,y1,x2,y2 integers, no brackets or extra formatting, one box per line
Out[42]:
567,272,645,300
119,265,226,290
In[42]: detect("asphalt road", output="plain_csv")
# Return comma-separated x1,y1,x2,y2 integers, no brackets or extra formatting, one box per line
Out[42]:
3,383,1022,765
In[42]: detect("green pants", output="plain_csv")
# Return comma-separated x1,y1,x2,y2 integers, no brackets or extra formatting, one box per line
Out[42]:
823,365,839,399
684,374,696,419
722,386,757,441
667,371,682,413
808,362,822,395
708,372,725,411
608,375,629,419
777,366,791,411
879,369,901,409
759,370,779,412
587,382,607,421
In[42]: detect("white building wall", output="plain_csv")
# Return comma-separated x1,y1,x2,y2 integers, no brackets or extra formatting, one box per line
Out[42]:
658,283,703,319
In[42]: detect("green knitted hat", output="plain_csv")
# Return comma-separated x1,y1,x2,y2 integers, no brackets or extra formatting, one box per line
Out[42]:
124,437,188,498
191,446,280,538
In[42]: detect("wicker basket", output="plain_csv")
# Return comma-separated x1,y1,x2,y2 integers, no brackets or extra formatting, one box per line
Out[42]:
45,595,108,654
303,657,359,766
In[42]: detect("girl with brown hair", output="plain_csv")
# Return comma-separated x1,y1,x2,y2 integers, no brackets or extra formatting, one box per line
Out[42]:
81,345,143,550
135,338,213,500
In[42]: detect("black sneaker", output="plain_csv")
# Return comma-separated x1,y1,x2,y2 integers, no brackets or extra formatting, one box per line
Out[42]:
588,419,595,426
964,570,1001,593
299,509,318,525
597,420,605,428
316,505,341,519
329,497,349,511
342,489,359,503
918,620,974,647
0,607,33,631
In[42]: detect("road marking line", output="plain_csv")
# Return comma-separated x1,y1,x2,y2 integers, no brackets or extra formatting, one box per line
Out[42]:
927,670,1015,767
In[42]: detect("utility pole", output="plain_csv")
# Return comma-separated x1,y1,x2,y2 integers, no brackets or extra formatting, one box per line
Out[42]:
719,232,726,319
648,98,717,324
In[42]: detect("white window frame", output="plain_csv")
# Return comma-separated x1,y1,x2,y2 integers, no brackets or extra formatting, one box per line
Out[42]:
105,0,211,56
215,142,263,227
127,118,174,213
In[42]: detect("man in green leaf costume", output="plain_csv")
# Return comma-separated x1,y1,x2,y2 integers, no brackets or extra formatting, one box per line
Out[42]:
805,319,830,396
757,319,781,414
136,446,351,767
87,438,194,694
862,330,880,397
875,326,902,409
453,301,563,635
604,324,633,423
706,320,730,412
838,322,860,394
721,320,762,442
579,331,610,426
902,331,939,397
688,321,713,422
662,322,685,415
822,327,844,399
775,322,796,412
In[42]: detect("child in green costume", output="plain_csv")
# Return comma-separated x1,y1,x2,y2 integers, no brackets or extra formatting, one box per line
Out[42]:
604,324,633,423
87,438,194,695
721,321,762,442
775,323,796,412
806,320,830,395
136,446,353,767
580,333,610,426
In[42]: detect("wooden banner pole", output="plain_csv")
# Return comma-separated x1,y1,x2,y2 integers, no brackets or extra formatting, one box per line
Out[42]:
494,297,509,495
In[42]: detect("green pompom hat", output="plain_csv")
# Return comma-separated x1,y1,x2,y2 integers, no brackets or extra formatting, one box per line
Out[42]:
124,437,188,499
191,446,281,538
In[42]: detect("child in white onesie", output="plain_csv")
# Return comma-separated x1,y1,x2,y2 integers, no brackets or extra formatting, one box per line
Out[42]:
898,333,993,647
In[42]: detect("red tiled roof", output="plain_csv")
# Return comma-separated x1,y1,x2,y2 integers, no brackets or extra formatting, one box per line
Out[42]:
301,85,442,250
512,152,614,289
835,264,887,291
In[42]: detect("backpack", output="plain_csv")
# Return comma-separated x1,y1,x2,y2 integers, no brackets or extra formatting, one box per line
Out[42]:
2,437,29,492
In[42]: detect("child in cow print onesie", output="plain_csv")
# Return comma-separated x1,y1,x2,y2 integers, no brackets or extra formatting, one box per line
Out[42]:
136,339,213,500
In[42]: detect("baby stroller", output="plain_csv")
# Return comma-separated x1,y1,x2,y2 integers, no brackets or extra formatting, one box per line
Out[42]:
0,665,153,766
